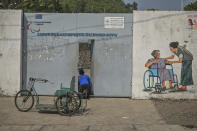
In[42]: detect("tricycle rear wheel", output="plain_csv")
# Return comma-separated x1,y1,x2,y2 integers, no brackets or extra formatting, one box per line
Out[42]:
56,93,78,116
72,91,82,110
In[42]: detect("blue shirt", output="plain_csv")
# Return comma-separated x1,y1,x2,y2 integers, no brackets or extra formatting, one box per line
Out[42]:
78,75,92,88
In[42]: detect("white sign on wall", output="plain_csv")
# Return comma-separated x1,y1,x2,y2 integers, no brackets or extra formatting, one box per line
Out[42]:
104,17,124,29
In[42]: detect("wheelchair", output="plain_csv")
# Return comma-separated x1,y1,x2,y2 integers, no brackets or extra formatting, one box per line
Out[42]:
143,64,179,93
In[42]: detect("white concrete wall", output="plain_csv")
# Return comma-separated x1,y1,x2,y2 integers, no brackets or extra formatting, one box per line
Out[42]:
132,11,197,99
0,10,22,96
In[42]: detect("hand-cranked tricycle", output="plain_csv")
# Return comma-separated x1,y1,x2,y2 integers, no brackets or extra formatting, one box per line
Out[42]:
14,76,87,115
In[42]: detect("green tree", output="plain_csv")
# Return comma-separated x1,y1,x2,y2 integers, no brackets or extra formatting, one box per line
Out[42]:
132,1,137,10
62,3,71,13
5,0,24,9
2,0,133,13
77,0,86,13
23,0,41,12
184,1,197,11
0,0,11,8
84,0,132,13
22,0,63,12
126,1,138,11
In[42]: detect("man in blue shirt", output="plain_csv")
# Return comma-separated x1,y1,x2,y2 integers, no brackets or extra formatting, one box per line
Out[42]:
78,67,92,99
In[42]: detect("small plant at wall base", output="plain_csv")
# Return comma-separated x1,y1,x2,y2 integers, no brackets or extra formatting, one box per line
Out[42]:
147,8,159,11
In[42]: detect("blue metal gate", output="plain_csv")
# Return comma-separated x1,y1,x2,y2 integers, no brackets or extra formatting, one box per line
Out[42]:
23,13,132,97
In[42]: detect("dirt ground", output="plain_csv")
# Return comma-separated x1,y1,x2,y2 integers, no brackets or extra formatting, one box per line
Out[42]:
153,99,197,127
0,96,197,131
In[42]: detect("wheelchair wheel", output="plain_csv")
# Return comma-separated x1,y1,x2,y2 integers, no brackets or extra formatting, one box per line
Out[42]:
143,70,154,91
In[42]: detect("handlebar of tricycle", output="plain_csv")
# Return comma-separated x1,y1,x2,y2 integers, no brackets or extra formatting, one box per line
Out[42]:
29,77,49,83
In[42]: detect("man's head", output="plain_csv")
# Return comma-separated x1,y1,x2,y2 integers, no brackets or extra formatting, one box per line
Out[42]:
78,67,84,75
151,50,160,59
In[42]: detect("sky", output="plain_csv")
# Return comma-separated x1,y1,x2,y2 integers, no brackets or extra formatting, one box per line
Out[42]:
124,0,197,11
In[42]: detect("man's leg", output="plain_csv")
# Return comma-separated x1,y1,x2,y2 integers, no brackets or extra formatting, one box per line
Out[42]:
78,86,82,93
87,85,90,99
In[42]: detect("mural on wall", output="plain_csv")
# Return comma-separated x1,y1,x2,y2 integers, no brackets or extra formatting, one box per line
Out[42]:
143,42,194,94
187,14,197,30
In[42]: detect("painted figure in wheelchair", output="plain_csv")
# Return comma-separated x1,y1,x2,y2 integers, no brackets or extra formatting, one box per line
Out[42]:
145,50,173,91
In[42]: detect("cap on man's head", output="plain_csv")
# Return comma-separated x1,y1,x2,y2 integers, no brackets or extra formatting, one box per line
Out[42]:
78,67,83,71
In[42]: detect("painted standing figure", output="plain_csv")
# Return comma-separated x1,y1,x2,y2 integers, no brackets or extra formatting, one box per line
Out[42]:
167,42,194,91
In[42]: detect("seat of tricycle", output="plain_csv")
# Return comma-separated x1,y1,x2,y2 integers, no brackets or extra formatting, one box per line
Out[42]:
54,88,70,97
54,76,75,97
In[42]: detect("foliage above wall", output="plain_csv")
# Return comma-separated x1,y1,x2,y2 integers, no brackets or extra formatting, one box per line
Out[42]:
0,0,138,13
184,1,197,11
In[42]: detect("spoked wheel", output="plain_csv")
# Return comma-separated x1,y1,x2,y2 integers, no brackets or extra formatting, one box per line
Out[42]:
143,70,154,91
66,93,78,115
56,94,78,116
15,90,34,112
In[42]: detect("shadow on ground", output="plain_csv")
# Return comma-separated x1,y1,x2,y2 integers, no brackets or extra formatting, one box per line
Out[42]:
152,99,197,129
37,108,91,116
